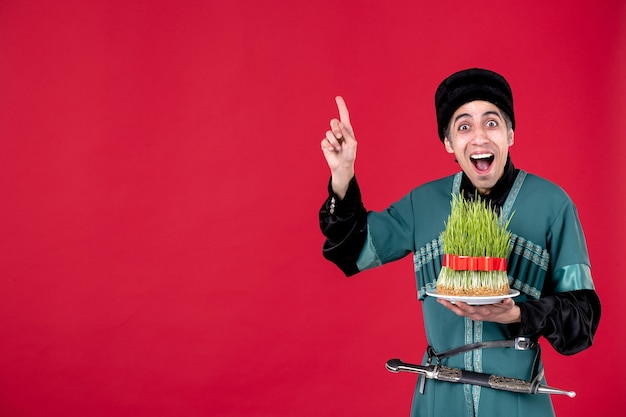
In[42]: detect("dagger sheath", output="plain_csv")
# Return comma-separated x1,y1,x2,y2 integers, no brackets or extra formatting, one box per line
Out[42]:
438,365,532,394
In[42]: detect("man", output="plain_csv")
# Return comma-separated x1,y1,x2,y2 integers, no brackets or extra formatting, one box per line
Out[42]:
319,68,600,417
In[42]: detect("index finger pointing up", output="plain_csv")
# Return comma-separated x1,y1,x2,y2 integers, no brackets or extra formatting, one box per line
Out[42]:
335,96,351,126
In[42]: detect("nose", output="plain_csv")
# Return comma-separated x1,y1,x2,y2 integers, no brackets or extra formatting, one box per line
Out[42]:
471,125,489,144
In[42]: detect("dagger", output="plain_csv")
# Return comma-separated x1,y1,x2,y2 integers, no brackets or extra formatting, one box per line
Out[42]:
386,358,576,398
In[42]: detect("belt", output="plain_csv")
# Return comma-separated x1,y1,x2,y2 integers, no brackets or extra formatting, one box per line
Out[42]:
426,336,538,361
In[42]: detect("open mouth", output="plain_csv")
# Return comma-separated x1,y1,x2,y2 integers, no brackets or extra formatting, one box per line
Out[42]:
470,153,495,173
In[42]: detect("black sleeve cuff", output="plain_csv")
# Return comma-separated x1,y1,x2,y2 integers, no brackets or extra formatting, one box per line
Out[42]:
319,176,368,276
513,289,601,355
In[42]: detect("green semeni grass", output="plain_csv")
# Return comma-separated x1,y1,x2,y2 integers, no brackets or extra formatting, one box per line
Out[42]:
437,193,514,296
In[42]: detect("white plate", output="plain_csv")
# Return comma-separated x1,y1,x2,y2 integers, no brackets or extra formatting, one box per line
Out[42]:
425,289,520,305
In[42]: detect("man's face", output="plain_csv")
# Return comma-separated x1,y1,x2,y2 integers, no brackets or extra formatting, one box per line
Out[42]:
444,100,514,194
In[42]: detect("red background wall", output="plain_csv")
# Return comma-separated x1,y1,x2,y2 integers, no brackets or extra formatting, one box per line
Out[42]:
1,1,624,416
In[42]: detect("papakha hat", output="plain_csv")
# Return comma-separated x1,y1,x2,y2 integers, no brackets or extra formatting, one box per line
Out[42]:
435,68,515,142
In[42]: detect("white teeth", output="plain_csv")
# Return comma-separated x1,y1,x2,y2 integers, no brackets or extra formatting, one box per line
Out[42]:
471,153,493,160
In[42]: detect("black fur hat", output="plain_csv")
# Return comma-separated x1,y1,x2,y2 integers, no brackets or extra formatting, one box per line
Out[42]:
435,68,515,142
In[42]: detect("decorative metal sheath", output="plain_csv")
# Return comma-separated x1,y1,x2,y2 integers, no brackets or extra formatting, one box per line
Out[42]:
386,358,576,398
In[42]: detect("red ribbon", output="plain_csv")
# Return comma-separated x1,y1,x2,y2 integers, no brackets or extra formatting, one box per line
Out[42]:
442,254,507,271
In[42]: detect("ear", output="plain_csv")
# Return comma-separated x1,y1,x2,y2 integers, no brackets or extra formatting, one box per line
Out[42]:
444,137,455,154
508,130,515,146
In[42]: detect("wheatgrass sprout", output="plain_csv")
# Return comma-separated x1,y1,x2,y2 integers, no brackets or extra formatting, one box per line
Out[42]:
437,193,514,296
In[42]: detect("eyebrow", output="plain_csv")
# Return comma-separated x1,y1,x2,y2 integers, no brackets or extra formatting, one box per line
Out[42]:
453,110,503,125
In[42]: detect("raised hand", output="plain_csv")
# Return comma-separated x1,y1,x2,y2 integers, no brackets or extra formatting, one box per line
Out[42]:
321,96,357,199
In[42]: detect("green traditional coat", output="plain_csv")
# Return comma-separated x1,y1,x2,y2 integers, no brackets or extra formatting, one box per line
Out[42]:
354,171,594,417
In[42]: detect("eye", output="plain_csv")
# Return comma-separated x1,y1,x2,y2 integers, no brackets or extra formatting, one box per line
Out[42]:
486,120,498,127
458,123,470,131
